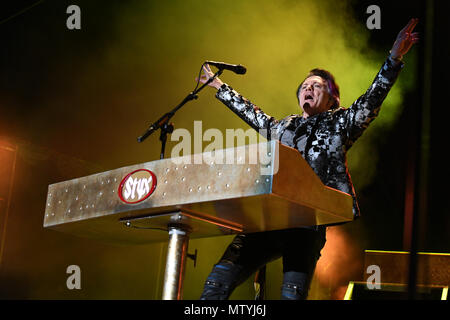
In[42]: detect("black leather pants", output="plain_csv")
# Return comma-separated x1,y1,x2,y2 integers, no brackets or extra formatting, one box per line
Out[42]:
200,226,326,300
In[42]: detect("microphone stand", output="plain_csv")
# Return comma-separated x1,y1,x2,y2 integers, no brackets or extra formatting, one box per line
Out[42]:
136,67,224,300
137,68,223,160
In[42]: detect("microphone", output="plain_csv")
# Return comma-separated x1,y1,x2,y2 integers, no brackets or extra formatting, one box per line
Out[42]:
205,61,247,75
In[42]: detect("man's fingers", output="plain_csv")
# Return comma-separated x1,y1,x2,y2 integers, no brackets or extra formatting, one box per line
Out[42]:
406,18,419,33
399,18,418,36
411,32,419,39
203,64,214,77
399,19,413,33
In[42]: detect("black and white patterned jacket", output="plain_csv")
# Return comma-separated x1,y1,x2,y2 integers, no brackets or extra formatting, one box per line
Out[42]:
215,56,404,219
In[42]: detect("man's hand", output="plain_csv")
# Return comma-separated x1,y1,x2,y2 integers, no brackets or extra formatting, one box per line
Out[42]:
390,18,419,60
196,64,224,90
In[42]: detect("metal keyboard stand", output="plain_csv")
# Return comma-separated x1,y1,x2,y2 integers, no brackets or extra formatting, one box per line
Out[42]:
43,141,354,299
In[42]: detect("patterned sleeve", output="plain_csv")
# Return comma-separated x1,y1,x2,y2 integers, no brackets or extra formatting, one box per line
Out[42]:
344,56,404,148
215,84,284,139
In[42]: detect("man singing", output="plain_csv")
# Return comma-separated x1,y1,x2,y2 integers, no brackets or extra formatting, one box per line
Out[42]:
197,19,419,300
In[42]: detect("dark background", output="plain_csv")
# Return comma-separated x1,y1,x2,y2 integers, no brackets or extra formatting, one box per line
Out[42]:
351,0,448,252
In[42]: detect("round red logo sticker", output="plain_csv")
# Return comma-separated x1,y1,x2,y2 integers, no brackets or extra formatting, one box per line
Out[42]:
118,169,157,204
